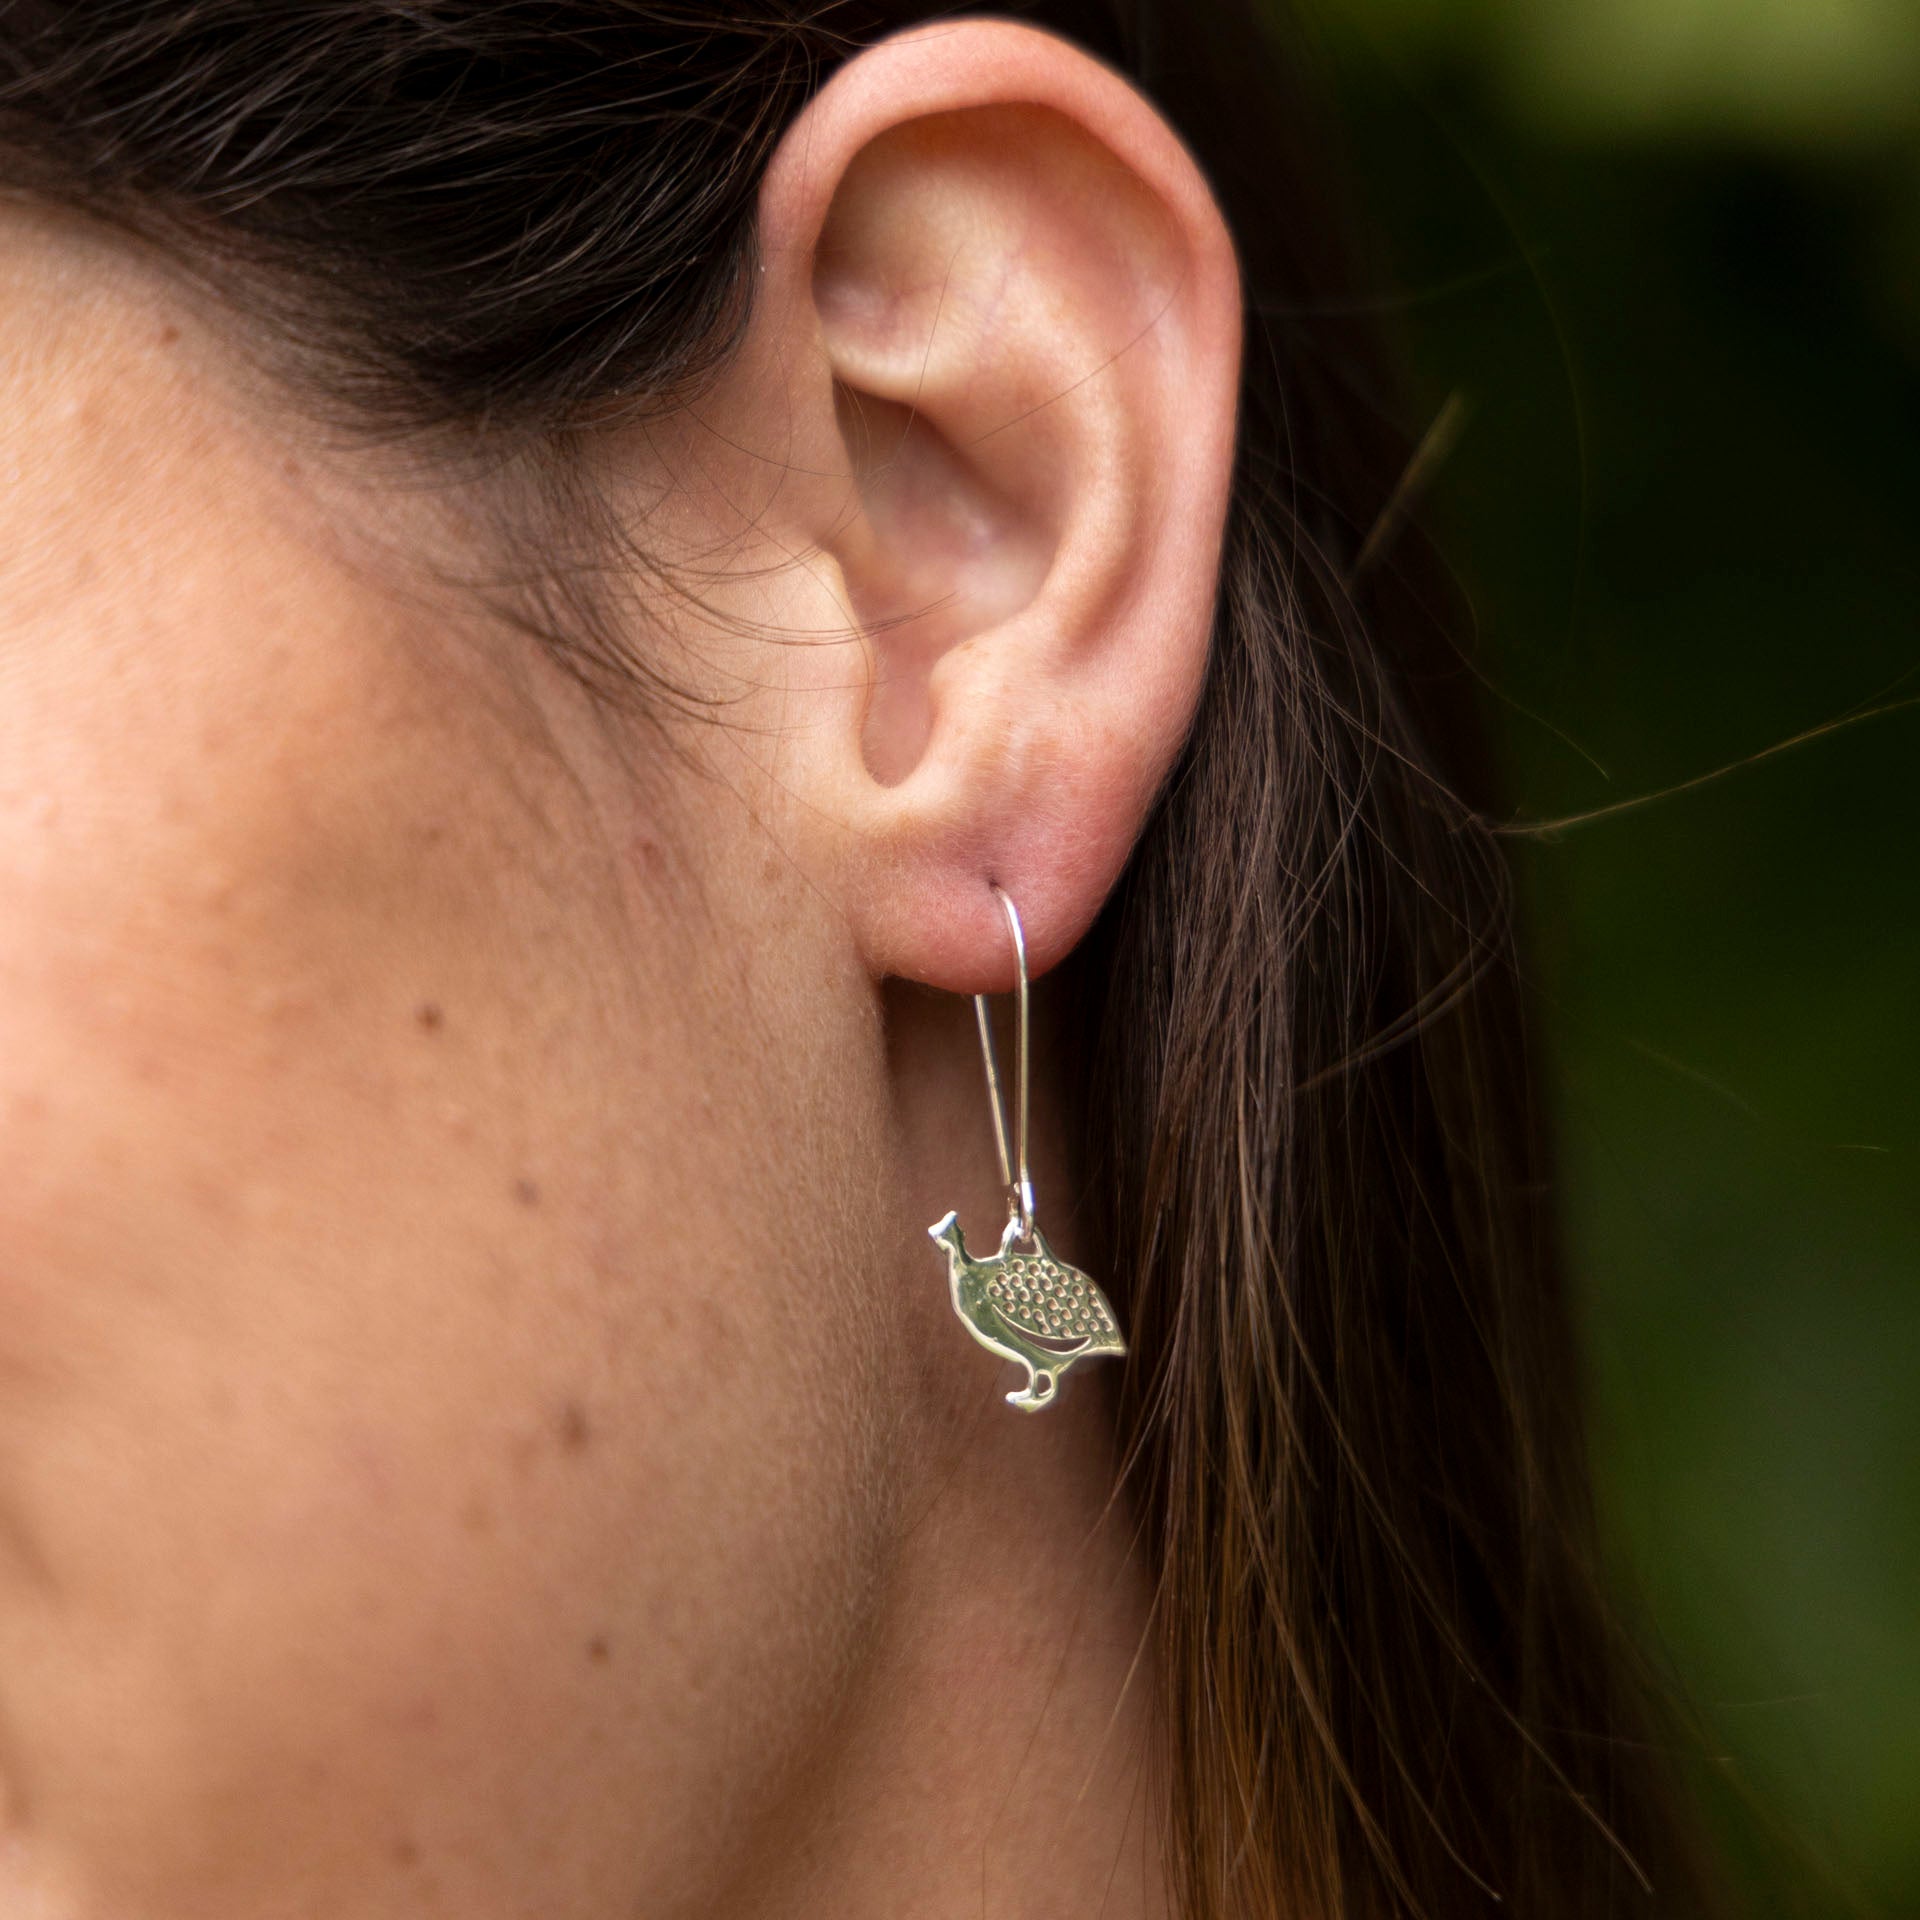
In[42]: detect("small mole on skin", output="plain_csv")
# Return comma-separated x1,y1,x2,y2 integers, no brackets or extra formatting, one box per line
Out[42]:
157,324,180,346
391,1837,421,1869
557,1400,592,1453
586,1635,612,1666
414,1001,444,1033
512,1174,541,1208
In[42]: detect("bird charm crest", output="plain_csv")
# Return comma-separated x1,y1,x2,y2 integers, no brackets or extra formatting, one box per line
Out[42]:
929,1212,1126,1411
929,885,1128,1413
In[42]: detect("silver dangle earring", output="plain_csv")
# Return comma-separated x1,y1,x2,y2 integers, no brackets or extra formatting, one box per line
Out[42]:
926,885,1127,1412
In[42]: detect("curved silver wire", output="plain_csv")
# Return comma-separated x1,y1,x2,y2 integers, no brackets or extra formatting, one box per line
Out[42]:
972,884,1034,1241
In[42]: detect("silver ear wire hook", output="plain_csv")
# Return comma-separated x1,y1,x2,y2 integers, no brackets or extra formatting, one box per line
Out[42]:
973,884,1035,1242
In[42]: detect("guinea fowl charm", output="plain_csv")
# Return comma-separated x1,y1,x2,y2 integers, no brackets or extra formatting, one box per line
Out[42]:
928,886,1128,1412
929,1212,1126,1411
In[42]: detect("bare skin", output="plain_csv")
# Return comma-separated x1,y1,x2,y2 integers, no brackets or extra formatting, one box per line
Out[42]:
0,22,1239,1919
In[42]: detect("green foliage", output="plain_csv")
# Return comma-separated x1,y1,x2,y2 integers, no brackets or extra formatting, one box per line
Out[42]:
1317,0,1920,145
1307,2,1920,1908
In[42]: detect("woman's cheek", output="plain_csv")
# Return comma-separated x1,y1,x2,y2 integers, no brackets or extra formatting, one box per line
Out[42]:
0,729,884,1917
0,250,907,1913
0,529,651,1913
0,893,538,1903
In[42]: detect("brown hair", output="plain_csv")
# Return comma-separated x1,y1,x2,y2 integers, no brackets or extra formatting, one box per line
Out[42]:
0,2,1717,1911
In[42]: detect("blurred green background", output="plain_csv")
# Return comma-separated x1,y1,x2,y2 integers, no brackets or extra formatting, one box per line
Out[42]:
1299,0,1919,1908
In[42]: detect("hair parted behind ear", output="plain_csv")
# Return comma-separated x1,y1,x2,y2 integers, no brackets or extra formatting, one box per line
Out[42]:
0,1,1719,1913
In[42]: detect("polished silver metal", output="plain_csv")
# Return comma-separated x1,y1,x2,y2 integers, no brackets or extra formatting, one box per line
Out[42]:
973,884,1034,1238
927,885,1127,1413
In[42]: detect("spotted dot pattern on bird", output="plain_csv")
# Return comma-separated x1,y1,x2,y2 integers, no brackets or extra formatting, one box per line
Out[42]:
987,1247,1120,1346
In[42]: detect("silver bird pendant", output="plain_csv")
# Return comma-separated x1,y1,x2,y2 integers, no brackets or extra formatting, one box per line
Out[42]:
927,1212,1127,1412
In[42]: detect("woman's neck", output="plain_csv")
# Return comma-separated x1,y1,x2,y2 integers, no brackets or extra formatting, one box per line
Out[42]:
722,1377,1170,1920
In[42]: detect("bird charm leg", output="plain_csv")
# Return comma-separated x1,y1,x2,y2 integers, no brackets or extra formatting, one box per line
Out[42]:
1006,1365,1058,1413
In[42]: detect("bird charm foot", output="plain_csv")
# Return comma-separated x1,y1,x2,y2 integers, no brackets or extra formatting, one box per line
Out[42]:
1007,1368,1058,1413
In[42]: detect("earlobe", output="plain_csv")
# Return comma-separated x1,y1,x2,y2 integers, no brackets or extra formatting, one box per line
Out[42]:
721,21,1241,989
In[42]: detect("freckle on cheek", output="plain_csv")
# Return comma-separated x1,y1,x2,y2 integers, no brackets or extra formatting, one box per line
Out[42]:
512,1174,541,1208
506,1397,596,1472
632,834,668,882
414,1000,444,1033
586,1635,612,1666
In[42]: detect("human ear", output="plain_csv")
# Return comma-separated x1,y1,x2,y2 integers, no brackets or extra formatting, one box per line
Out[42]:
693,19,1241,989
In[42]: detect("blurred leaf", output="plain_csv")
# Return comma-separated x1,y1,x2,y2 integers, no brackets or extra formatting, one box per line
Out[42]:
1314,0,1920,147
1305,5,1920,1909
